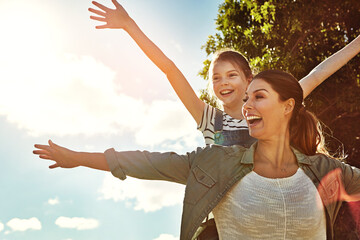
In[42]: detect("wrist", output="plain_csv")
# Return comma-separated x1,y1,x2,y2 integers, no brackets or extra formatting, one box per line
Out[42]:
71,150,83,167
123,18,137,32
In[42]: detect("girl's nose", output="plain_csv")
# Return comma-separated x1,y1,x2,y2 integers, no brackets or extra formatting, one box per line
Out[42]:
221,78,229,86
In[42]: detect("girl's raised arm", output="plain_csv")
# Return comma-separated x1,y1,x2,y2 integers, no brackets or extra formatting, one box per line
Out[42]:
299,34,360,98
89,0,205,124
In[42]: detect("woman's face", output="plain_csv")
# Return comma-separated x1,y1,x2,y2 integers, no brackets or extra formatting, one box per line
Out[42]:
242,78,292,140
211,60,249,109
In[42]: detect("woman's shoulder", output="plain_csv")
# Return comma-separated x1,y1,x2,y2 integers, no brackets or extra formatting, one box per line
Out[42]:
194,144,248,157
304,153,354,176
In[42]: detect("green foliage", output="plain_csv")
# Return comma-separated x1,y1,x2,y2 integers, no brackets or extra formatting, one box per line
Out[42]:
200,1,360,238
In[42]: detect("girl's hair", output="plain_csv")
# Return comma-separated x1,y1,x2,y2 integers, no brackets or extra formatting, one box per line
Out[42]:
207,49,253,108
252,70,328,156
209,49,253,80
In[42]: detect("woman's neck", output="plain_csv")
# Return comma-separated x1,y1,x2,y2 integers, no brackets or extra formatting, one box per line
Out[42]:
255,132,295,168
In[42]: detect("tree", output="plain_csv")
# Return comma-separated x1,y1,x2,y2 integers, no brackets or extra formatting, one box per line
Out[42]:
200,0,360,238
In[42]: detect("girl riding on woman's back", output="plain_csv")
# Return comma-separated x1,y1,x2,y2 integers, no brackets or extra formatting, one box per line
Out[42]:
88,0,360,148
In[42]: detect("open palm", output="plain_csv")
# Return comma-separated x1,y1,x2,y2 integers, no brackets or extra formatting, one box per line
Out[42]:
89,0,131,29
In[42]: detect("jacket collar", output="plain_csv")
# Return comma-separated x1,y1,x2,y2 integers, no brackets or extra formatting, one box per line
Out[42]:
240,142,312,165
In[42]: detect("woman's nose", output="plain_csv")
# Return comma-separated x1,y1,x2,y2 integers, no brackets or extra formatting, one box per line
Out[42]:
242,99,252,111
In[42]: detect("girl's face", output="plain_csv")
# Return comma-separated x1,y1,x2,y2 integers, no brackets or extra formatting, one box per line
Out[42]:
211,60,250,109
242,78,293,140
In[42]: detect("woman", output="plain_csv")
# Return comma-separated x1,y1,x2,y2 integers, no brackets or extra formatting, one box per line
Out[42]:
88,0,360,146
33,70,360,239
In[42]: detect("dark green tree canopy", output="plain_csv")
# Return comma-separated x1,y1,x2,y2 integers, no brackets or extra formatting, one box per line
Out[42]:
200,0,360,164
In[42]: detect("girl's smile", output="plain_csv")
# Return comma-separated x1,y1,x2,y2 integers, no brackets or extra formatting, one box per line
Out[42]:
212,60,249,110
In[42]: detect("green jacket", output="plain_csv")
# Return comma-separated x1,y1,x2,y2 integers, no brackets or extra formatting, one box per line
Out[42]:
104,144,360,240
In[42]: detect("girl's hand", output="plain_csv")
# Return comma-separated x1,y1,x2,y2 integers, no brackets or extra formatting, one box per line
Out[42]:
89,0,132,30
33,140,80,169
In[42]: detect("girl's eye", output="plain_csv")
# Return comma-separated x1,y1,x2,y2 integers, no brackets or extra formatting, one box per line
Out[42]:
229,73,238,77
212,77,219,82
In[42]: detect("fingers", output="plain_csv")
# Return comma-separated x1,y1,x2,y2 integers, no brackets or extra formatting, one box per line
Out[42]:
90,15,107,22
48,139,57,148
95,24,109,29
34,144,51,151
92,1,110,12
33,149,49,155
111,0,121,8
49,163,59,169
49,140,62,150
88,7,106,17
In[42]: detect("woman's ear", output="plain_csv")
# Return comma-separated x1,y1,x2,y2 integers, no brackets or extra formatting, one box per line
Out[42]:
284,98,295,115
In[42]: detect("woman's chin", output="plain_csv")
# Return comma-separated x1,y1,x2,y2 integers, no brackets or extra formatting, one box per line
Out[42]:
249,129,262,139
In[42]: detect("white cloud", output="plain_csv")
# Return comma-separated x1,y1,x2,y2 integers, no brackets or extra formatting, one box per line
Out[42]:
170,40,183,53
55,217,99,230
6,218,41,232
0,44,199,149
98,174,185,212
153,234,179,240
135,100,200,148
0,2,204,150
48,197,60,205
0,222,4,232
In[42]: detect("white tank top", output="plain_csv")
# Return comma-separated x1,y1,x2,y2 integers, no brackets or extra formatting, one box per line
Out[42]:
212,168,326,240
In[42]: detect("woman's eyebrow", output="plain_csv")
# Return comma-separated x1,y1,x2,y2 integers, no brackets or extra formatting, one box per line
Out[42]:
246,88,269,95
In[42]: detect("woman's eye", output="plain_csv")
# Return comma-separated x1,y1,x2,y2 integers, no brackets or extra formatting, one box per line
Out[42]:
255,95,264,99
229,73,238,77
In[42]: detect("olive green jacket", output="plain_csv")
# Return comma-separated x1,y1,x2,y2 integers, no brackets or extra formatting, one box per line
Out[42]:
104,144,360,240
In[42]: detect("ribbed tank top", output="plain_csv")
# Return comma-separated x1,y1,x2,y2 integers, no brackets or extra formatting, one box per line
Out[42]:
213,168,326,240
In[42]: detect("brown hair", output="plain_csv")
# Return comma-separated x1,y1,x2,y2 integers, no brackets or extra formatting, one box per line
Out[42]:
209,49,253,80
252,70,327,156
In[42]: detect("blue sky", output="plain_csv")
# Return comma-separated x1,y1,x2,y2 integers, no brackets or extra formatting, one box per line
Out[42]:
0,0,223,239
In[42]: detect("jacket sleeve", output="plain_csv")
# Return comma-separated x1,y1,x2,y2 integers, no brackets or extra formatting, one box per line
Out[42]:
339,161,360,195
104,147,202,185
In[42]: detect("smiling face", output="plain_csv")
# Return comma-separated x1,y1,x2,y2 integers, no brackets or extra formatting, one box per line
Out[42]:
211,60,250,111
242,78,294,140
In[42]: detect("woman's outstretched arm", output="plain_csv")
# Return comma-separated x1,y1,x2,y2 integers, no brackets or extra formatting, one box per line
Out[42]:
89,0,205,124
33,140,192,183
300,34,360,98
33,140,109,171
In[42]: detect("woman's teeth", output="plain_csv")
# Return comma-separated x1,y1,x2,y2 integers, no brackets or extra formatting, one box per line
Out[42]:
246,115,262,124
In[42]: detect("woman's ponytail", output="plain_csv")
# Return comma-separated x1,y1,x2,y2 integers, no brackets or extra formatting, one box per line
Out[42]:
290,106,326,156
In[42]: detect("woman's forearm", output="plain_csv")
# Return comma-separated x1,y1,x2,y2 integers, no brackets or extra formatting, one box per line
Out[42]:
300,34,360,98
75,151,110,171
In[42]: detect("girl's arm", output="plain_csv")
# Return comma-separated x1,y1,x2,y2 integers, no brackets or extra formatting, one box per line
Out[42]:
89,0,205,124
300,34,360,98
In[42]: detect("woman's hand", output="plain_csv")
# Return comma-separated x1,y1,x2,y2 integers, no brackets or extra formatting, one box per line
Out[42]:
89,0,132,30
33,140,80,169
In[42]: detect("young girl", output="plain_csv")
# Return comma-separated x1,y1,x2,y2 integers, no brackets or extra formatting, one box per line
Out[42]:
88,0,360,147
33,70,360,240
